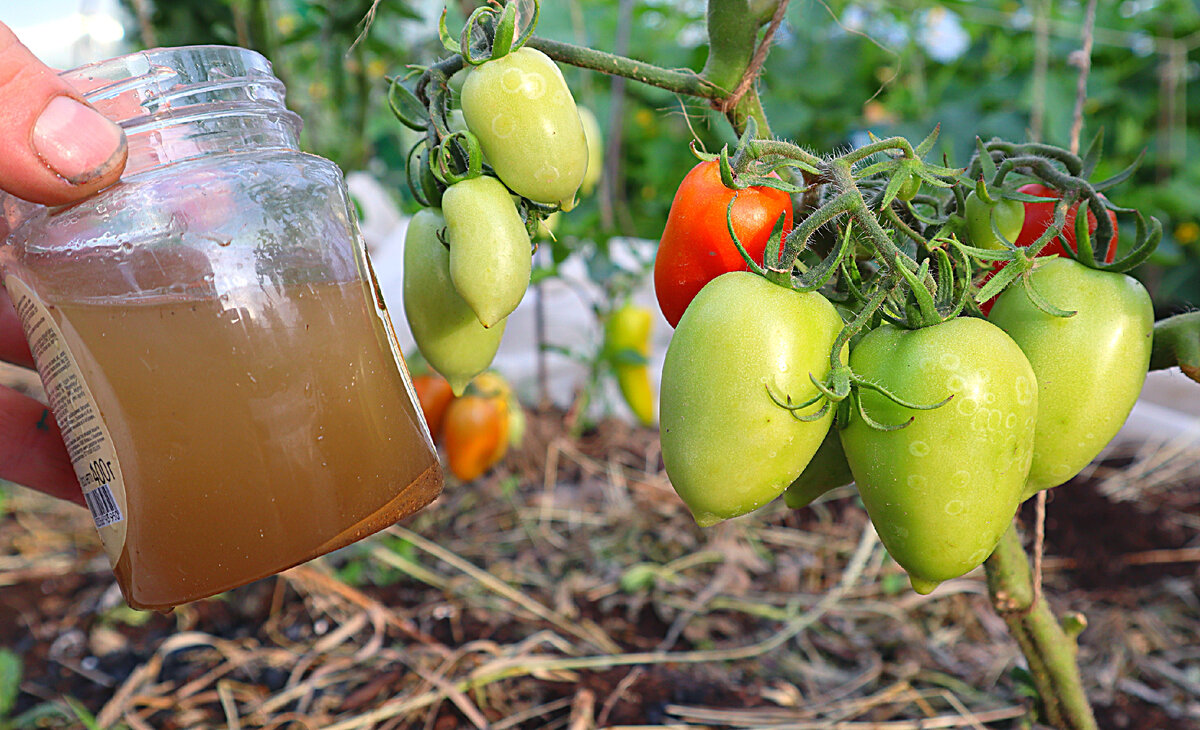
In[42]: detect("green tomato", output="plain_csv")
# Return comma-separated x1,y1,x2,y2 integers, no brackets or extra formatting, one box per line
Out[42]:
660,272,844,526
896,171,921,202
577,105,603,198
442,175,532,329
403,208,506,396
840,318,1037,594
965,191,1025,250
783,428,854,509
461,47,589,210
989,258,1153,497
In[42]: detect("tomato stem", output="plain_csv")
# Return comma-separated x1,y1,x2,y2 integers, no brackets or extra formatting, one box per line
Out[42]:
526,36,725,101
985,525,1099,730
1150,311,1200,383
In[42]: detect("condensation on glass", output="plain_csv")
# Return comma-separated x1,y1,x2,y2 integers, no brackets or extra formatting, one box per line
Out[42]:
0,46,443,610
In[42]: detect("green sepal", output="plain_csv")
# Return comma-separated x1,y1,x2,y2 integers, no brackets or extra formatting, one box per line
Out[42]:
1092,148,1145,193
1021,270,1076,319
1080,128,1104,179
438,8,462,53
725,196,769,277
490,0,519,58
388,78,428,131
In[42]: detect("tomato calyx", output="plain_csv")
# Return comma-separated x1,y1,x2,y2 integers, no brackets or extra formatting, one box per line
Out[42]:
441,0,540,64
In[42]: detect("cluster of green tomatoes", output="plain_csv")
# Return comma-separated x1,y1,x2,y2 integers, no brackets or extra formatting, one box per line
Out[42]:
655,132,1159,594
398,3,591,397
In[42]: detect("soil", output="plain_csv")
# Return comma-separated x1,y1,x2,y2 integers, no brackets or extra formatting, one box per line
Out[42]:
1,408,1198,728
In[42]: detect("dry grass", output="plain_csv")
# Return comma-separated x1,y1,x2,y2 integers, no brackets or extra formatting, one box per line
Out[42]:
1,408,1198,729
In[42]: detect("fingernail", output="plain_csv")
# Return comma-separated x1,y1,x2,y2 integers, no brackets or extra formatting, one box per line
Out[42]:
32,96,126,185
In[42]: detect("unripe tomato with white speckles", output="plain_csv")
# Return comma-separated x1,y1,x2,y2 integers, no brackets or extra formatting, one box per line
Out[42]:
461,47,588,210
839,318,1037,595
989,257,1153,498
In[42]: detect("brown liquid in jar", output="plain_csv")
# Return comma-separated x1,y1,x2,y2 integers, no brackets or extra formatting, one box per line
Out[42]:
48,280,442,610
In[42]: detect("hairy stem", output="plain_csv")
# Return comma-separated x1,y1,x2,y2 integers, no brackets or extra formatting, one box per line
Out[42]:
985,525,1098,730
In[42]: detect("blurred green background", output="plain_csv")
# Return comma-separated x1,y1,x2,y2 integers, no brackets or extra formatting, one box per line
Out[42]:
85,0,1200,313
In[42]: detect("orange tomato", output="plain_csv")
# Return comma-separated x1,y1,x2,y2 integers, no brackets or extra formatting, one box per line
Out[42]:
442,393,510,481
412,374,454,442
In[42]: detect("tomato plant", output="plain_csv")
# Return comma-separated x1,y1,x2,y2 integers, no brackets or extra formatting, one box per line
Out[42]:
403,208,507,395
839,318,1037,594
653,160,793,328
391,4,1195,722
659,272,843,526
989,258,1153,497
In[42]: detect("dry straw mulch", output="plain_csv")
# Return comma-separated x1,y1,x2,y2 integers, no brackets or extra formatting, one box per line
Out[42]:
1,408,1198,729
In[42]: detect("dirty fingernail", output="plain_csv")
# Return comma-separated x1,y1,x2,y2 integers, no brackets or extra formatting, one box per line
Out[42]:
32,96,125,184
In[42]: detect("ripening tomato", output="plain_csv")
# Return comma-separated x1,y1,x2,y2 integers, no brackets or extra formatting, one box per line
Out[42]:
605,303,655,426
1014,183,1118,260
654,160,793,328
989,258,1153,498
403,208,507,395
413,373,454,442
660,272,843,526
461,47,589,210
839,318,1037,594
443,391,510,482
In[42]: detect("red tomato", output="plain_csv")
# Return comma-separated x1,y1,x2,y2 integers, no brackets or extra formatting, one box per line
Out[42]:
1014,183,1117,261
978,183,1119,315
412,374,454,443
653,160,793,327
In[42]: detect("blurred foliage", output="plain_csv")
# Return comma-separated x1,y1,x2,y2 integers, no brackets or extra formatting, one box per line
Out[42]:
123,0,1199,311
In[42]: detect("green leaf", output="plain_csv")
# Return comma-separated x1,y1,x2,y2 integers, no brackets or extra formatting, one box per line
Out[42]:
0,650,21,718
63,697,101,730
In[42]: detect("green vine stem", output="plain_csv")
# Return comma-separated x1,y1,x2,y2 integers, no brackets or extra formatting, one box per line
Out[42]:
1150,311,1200,383
985,525,1098,730
525,37,724,100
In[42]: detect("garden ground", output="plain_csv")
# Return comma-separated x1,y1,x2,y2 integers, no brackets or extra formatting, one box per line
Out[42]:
2,404,1199,729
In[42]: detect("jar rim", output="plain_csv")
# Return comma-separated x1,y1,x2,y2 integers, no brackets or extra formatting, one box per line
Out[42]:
60,45,273,88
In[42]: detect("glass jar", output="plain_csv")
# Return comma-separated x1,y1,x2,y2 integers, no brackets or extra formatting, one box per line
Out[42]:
0,46,443,610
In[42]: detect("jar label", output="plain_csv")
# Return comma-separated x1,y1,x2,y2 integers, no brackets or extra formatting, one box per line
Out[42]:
4,276,128,566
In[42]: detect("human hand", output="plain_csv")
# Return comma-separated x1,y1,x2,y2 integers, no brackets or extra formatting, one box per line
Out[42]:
0,22,129,505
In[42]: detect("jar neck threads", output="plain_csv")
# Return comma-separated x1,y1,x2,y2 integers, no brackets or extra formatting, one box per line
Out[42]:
60,46,302,178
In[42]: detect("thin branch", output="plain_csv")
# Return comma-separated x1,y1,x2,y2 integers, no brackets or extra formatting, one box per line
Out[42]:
1068,0,1099,155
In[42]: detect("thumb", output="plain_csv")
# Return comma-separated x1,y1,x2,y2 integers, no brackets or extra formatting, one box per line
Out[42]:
0,23,127,206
